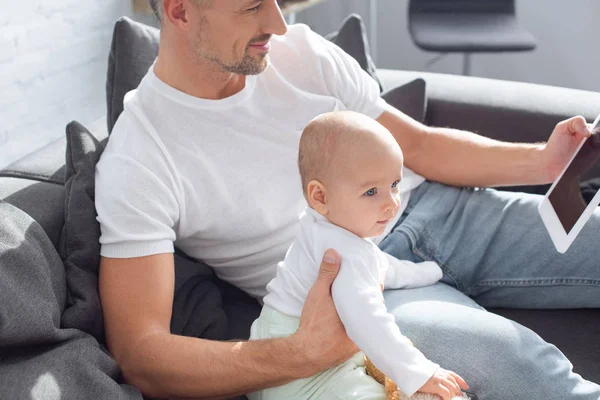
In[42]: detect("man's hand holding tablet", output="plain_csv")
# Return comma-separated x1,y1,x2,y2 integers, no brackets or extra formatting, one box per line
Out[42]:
538,112,600,253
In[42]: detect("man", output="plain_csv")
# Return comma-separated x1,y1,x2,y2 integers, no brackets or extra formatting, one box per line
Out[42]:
96,0,600,399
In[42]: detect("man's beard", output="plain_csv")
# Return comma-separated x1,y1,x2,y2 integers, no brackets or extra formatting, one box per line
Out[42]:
210,52,269,75
198,33,272,76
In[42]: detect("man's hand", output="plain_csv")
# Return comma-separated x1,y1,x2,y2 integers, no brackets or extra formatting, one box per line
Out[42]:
542,116,592,182
292,249,359,377
418,368,469,400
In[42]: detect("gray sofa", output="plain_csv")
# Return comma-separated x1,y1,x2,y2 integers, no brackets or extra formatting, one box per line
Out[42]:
1,15,599,399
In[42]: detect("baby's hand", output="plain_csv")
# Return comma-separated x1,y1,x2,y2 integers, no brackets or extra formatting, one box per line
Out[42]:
418,368,469,400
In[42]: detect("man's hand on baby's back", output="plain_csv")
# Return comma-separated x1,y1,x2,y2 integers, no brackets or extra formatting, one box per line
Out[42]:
293,249,359,377
419,368,469,400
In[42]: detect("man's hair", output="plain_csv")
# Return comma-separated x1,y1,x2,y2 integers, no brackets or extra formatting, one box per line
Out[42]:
149,0,162,21
149,0,213,23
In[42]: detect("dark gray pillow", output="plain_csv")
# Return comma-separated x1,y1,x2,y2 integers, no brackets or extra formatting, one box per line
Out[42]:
326,13,383,92
59,121,106,342
381,78,428,123
0,201,141,399
59,121,104,343
106,17,159,133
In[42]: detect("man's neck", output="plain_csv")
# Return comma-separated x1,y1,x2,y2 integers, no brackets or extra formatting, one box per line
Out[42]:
153,45,246,101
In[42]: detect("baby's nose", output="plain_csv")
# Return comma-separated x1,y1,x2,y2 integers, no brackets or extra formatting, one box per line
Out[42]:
384,195,400,212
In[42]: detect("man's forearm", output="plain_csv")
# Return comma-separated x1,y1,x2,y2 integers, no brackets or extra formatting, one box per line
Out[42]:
121,331,311,399
407,126,547,188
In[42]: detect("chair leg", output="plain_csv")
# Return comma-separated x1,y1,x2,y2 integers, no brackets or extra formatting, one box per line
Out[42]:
463,53,472,76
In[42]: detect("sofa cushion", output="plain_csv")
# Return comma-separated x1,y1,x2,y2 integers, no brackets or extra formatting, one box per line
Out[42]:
381,78,427,123
59,121,106,343
107,15,382,132
0,200,141,399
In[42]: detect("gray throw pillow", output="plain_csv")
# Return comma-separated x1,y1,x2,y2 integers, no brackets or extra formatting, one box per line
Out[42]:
326,13,383,92
0,201,141,399
381,78,428,123
106,17,159,133
0,201,66,349
59,121,106,342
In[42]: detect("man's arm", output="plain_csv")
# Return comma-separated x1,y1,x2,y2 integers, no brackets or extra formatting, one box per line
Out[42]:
377,104,590,188
100,250,356,399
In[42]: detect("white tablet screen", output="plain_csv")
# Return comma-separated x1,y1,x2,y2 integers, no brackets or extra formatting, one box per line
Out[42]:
548,129,600,233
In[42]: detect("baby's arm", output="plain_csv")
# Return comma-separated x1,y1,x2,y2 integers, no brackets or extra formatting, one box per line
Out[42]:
383,252,443,290
331,253,439,397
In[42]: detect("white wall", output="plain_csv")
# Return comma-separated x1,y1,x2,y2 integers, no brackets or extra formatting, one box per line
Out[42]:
0,0,133,169
297,0,600,92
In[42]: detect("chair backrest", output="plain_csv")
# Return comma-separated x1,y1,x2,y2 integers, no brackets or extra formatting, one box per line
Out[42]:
409,0,515,15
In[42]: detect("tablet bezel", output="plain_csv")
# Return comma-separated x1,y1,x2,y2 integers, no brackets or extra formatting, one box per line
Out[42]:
538,113,600,253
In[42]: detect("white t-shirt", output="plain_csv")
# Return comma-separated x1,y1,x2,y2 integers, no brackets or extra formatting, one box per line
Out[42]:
95,24,425,299
263,207,442,395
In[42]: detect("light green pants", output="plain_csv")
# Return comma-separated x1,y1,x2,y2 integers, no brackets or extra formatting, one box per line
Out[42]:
247,306,386,400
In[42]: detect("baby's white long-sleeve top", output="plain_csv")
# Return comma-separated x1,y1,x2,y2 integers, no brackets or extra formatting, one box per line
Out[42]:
262,207,443,396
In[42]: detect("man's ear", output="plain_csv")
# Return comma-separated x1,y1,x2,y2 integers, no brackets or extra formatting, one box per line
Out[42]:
307,180,328,215
163,0,190,28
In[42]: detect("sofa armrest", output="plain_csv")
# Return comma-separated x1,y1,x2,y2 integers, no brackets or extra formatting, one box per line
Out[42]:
0,137,67,185
0,117,109,185
379,69,600,179
379,69,600,140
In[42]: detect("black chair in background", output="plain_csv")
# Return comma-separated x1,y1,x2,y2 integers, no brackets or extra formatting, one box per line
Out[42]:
408,0,537,76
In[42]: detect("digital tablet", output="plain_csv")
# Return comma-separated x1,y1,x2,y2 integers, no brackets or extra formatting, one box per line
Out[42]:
538,113,600,253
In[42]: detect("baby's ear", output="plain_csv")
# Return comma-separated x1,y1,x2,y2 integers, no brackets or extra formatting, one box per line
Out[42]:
307,180,328,215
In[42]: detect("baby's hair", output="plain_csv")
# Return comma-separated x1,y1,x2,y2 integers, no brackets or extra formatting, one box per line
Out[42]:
298,111,390,197
298,115,341,196
298,111,398,196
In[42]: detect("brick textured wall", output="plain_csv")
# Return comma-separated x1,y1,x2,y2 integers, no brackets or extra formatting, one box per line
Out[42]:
0,0,134,168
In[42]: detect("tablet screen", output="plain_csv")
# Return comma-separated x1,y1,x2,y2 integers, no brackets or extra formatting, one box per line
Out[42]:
548,129,600,234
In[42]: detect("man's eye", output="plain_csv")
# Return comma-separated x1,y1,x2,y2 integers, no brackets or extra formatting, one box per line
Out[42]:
365,188,377,197
247,4,261,12
391,180,400,188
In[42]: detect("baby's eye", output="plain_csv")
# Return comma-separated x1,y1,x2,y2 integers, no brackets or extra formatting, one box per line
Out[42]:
365,188,377,197
391,180,400,189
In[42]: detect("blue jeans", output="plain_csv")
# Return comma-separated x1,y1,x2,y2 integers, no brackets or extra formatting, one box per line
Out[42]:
379,181,600,399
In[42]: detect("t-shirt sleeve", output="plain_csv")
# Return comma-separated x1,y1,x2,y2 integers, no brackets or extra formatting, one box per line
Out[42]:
95,151,178,259
302,25,387,119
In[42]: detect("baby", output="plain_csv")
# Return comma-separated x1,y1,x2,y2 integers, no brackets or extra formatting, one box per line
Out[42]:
248,111,469,400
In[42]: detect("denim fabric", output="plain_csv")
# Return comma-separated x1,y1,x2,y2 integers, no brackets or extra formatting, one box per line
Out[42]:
379,181,600,399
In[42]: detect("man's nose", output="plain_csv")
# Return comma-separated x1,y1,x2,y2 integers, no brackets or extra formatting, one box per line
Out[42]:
261,0,288,36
